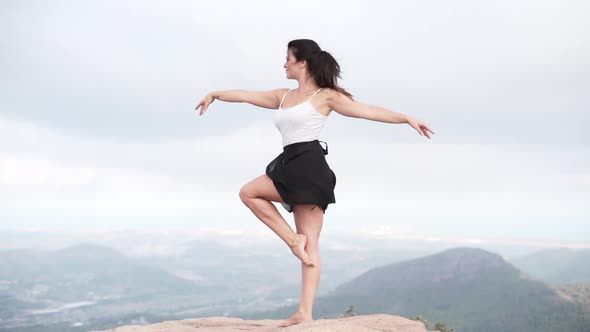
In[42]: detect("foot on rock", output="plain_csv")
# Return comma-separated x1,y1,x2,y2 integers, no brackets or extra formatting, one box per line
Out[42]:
279,310,312,327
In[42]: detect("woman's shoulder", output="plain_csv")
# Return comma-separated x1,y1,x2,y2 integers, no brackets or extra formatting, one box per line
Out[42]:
275,88,291,96
320,87,350,96
318,88,336,99
269,88,292,101
319,88,351,103
271,88,291,93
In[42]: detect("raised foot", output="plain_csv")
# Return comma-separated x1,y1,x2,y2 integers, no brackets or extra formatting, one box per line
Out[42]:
288,234,315,266
278,310,313,328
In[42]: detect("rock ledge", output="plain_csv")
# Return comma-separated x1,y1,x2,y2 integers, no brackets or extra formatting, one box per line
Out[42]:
95,314,434,332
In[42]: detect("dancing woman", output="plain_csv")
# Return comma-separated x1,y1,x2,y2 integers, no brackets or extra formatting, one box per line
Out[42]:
195,39,434,327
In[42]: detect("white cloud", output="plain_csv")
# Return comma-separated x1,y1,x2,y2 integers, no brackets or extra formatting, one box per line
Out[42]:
1,115,588,243
1,0,588,243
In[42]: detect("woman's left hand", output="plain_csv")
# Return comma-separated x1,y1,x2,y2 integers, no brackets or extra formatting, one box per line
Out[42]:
407,117,435,139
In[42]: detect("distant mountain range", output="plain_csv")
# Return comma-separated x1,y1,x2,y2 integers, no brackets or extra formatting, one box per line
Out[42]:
244,247,590,332
0,243,223,331
0,243,218,302
509,248,590,284
3,240,414,331
2,243,590,332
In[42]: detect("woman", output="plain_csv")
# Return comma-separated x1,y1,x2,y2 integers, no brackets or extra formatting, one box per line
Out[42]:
195,39,434,327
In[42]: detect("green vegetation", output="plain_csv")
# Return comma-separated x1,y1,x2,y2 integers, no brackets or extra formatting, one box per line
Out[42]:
412,314,429,328
341,305,357,317
433,321,455,332
412,314,455,332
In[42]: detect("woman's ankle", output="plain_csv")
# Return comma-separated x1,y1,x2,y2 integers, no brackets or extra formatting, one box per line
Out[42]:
296,308,312,317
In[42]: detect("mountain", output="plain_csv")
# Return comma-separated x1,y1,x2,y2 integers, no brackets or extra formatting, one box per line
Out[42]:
0,243,223,331
0,240,432,331
0,243,217,302
243,247,590,332
510,248,590,284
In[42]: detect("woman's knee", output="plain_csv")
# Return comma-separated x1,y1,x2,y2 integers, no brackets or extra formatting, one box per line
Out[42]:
303,234,320,250
238,185,252,204
299,233,323,247
239,175,283,204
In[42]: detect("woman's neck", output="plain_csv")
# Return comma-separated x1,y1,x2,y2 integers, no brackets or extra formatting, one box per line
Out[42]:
295,76,319,94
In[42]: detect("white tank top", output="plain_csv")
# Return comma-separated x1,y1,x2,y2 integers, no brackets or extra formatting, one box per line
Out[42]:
273,88,329,147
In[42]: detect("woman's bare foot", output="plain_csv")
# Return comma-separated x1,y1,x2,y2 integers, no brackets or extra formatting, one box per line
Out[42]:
278,310,312,327
289,234,315,266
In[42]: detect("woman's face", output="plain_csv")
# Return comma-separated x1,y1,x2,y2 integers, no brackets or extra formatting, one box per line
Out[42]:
284,48,303,79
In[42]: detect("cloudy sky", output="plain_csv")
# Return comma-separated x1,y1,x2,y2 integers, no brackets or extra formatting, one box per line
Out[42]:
1,0,588,248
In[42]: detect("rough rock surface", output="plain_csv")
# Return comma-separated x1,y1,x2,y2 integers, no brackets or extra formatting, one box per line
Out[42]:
95,314,434,332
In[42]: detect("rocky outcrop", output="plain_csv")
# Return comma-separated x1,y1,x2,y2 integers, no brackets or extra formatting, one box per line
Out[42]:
96,314,434,332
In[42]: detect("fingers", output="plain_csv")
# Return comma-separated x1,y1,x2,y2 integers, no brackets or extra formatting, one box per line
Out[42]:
411,121,424,137
196,100,209,116
424,126,435,138
196,95,214,116
423,125,435,135
418,122,434,139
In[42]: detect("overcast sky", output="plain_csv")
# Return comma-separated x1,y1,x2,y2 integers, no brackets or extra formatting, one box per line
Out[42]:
1,0,588,249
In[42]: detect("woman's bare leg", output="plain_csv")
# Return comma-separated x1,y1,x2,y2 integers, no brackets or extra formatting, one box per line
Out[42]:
239,174,316,266
279,204,323,327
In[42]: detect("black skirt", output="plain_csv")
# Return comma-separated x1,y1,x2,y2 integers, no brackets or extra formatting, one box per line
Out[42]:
265,140,336,214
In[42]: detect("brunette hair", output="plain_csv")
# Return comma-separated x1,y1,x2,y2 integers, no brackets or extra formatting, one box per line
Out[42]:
287,39,353,99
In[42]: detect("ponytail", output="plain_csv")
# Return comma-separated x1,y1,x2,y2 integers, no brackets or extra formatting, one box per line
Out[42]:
287,39,353,100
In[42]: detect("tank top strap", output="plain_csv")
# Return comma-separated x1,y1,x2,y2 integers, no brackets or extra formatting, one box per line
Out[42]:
307,88,322,102
278,89,293,109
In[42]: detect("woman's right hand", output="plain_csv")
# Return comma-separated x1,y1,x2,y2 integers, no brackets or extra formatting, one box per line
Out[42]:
195,93,215,116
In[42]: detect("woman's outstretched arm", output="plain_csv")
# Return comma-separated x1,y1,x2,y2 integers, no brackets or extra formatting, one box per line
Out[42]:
196,88,288,115
327,90,435,139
